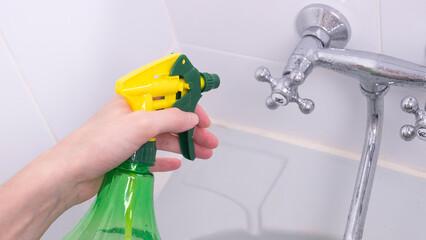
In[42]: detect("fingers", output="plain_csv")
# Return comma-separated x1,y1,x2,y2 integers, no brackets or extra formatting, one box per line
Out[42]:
194,105,211,128
156,133,214,159
150,158,181,172
159,126,218,147
128,105,215,160
193,127,219,150
131,105,212,143
133,108,199,137
154,106,217,159
156,126,217,159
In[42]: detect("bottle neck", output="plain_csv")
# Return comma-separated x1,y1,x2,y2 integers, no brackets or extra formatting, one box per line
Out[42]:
117,141,157,174
117,161,153,175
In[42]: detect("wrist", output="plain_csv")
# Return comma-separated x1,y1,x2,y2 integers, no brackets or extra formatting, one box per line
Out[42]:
0,146,80,239
48,131,95,206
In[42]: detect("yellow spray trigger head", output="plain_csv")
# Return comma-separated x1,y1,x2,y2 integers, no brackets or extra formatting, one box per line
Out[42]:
115,53,220,160
115,53,186,112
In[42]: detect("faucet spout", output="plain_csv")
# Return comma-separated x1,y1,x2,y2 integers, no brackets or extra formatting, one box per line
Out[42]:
315,43,426,88
264,31,426,114
284,35,426,92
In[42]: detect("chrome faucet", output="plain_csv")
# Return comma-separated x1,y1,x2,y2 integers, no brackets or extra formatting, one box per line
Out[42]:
256,4,426,240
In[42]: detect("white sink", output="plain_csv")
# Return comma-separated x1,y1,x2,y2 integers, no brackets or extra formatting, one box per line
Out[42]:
192,231,336,240
155,125,426,240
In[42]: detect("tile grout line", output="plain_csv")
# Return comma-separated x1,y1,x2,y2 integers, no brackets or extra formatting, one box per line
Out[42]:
160,0,182,53
211,117,362,161
211,117,426,180
180,42,286,66
377,0,383,54
0,31,58,144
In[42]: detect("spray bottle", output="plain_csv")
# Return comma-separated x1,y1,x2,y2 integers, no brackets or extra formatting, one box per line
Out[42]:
64,53,220,240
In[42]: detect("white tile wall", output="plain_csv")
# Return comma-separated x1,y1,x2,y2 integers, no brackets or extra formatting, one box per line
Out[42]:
381,0,426,66
165,0,380,61
0,0,177,140
0,34,55,184
380,0,426,168
165,0,426,169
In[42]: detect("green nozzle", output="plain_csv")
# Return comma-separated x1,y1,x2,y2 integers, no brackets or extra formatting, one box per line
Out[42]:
201,72,220,92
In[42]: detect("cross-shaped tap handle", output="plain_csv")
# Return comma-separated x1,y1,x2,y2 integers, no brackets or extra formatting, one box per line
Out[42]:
400,96,426,141
255,66,315,114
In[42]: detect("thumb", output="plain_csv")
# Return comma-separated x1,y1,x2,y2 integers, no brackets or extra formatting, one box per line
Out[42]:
135,108,199,137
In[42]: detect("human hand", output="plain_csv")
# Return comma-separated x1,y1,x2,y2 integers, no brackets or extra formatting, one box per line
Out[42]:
62,94,218,204
0,94,218,239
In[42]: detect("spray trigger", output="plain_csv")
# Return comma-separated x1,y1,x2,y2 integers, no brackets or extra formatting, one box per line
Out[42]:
170,54,220,160
115,53,219,162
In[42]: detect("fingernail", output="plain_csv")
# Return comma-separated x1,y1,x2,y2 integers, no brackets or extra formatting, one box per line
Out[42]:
189,113,199,126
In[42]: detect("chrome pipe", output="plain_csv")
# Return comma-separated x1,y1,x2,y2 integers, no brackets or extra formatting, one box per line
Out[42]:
343,86,387,240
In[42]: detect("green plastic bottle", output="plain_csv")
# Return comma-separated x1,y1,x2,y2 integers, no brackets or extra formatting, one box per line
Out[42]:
64,142,160,240
64,53,219,239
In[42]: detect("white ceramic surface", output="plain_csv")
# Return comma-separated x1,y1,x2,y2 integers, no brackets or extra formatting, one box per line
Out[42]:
157,125,426,240
0,0,176,140
192,231,336,240
381,0,426,66
379,0,426,168
0,35,55,184
164,0,380,61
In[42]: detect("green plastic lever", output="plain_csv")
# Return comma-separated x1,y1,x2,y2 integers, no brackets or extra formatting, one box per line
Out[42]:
170,55,220,160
